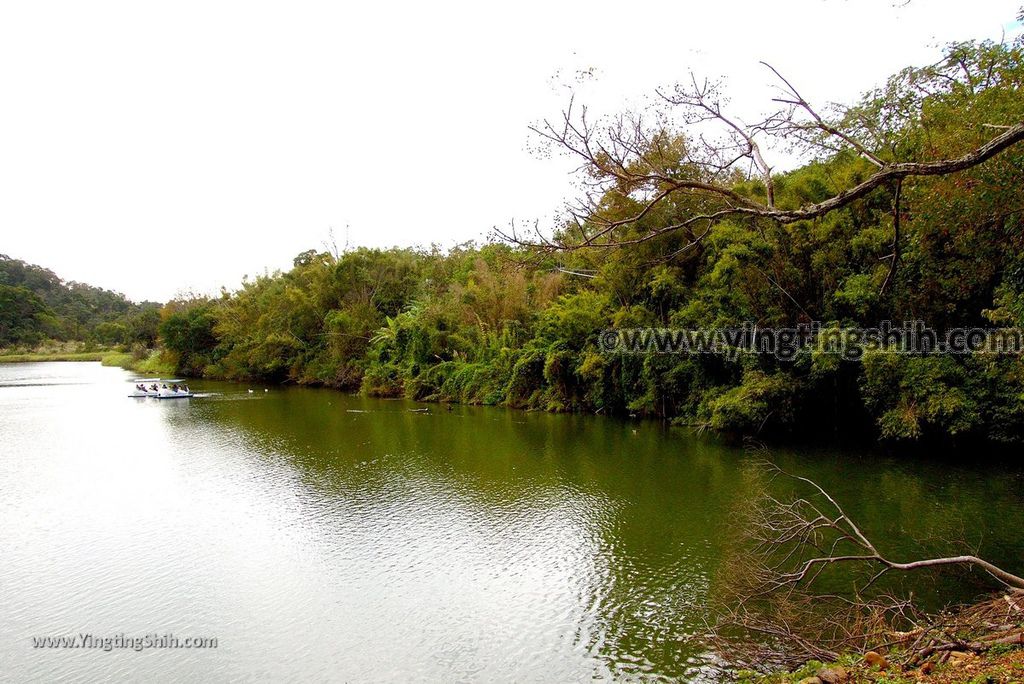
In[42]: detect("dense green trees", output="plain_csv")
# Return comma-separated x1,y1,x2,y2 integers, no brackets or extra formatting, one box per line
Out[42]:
0,255,160,348
158,300,220,377
0,285,55,346
156,37,1024,444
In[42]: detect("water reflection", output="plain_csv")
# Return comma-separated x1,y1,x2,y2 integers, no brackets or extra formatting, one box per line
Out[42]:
1,363,1021,682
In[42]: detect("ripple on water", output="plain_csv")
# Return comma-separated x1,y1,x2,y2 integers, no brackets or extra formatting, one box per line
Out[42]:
16,364,990,682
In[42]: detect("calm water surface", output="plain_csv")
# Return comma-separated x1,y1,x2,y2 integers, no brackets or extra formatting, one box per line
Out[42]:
1,363,1022,682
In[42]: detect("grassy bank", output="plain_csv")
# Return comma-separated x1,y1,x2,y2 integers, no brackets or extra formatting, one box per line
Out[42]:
0,341,115,363
0,346,174,376
0,351,109,363
100,349,175,376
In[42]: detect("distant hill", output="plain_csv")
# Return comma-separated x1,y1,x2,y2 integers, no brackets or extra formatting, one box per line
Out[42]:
0,254,162,348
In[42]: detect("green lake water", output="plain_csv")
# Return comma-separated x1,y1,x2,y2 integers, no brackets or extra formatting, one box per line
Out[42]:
1,362,1022,682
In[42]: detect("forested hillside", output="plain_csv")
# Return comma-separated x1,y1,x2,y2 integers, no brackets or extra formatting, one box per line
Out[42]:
0,255,161,348
151,38,1024,443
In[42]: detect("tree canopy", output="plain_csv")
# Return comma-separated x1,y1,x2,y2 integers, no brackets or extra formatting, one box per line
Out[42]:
0,255,160,348
146,36,1024,444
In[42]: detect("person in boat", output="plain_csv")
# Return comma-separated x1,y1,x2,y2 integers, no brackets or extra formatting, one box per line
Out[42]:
150,383,158,391
182,385,190,393
171,384,179,392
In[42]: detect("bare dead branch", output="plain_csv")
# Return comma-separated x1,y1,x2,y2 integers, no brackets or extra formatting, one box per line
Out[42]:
704,459,1024,668
509,65,1024,258
760,61,886,168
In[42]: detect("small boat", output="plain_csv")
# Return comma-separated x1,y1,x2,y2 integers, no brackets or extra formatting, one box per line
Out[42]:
156,380,194,399
128,378,162,398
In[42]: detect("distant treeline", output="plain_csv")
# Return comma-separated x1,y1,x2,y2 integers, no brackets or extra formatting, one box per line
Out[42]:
0,255,161,349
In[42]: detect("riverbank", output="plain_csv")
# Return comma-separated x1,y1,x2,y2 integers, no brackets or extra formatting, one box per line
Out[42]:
80,348,1024,456
99,349,173,375
0,345,174,375
751,593,1024,683
0,351,110,363
757,648,1024,683
0,341,118,364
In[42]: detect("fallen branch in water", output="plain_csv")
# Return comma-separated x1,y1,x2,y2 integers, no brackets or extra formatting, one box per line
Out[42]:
706,458,1024,670
755,466,1024,593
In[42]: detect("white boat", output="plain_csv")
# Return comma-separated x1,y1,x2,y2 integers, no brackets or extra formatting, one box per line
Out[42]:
155,379,194,399
128,378,195,398
128,378,161,398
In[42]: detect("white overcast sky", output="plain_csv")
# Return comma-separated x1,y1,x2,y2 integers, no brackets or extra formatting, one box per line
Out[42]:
1,1,1021,302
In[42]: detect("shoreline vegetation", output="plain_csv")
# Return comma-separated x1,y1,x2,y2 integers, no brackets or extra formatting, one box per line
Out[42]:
4,32,1024,678
0,341,172,375
0,350,173,376
0,350,109,363
135,38,1024,447
5,40,1024,448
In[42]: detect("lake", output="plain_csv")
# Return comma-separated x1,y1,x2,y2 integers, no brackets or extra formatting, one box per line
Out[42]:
1,362,1022,682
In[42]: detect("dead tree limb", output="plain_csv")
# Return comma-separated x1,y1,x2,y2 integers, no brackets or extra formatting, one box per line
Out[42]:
706,460,1024,668
756,465,1024,592
500,61,1024,254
